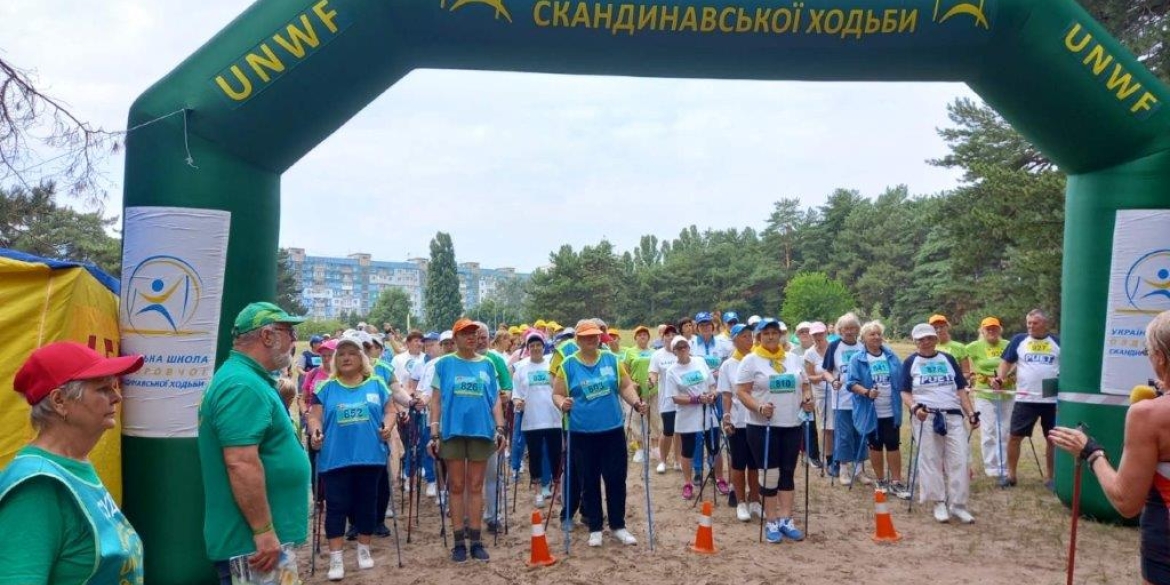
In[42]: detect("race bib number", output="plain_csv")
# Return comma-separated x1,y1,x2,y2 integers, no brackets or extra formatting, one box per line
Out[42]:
768,374,797,394
681,370,706,388
310,356,322,367
704,355,721,368
581,376,612,400
528,370,551,386
870,359,891,384
336,403,371,425
454,375,487,398
919,361,955,385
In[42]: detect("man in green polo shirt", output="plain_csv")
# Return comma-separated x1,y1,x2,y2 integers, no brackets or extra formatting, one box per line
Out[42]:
198,302,311,584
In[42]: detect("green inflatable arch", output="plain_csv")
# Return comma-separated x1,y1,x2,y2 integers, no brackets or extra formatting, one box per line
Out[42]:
121,0,1170,581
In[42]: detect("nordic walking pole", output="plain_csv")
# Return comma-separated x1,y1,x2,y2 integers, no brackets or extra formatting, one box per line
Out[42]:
406,412,418,542
310,430,322,576
494,447,504,546
381,424,405,568
437,457,450,548
1067,430,1087,585
1027,435,1046,480
642,413,656,552
994,400,1008,488
544,429,566,531
759,422,772,543
908,413,927,513
802,411,811,533
512,410,524,516
564,418,573,556
820,381,830,478
412,410,424,531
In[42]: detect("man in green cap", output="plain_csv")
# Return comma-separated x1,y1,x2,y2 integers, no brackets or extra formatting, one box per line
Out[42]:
198,302,310,584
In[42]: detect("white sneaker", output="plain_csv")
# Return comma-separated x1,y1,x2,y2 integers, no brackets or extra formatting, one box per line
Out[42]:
858,473,874,486
612,528,637,545
328,552,345,581
656,462,666,474
426,482,437,497
403,480,411,494
385,508,395,518
950,506,975,524
673,462,682,471
535,492,545,507
933,502,950,523
588,531,604,547
357,545,374,570
736,503,751,522
633,449,645,463
840,470,853,487
749,502,762,518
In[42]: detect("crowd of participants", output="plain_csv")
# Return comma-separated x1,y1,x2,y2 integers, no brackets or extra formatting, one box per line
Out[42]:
6,299,1111,585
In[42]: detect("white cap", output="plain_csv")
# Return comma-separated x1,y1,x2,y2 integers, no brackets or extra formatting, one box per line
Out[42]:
911,323,939,340
671,336,691,349
777,320,789,331
439,330,454,342
809,321,827,335
747,315,762,326
796,321,812,332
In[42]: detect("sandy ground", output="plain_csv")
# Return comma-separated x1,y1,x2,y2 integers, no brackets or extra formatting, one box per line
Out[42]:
295,429,1142,585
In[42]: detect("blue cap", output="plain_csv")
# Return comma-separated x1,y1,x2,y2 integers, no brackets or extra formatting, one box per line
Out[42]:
695,311,714,324
754,318,781,333
722,311,740,324
309,335,323,345
730,324,750,337
422,331,441,342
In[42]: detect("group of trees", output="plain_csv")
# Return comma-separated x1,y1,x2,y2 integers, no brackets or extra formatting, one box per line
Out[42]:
524,98,1065,340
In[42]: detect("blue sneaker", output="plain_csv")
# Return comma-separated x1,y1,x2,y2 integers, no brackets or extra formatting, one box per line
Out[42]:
779,518,805,541
827,461,840,478
764,520,784,544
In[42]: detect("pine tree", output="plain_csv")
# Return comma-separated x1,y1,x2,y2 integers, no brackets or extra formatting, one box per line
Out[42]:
425,232,464,330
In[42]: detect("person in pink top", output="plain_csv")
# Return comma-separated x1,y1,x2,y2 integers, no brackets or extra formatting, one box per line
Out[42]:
301,338,336,503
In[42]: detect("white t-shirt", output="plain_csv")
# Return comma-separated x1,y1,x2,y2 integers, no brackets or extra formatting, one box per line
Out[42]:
864,351,895,418
649,348,678,413
735,351,807,428
662,360,715,434
718,354,747,428
415,359,439,402
905,353,965,411
512,358,560,431
392,351,424,386
829,341,863,410
690,336,731,374
1006,334,1060,404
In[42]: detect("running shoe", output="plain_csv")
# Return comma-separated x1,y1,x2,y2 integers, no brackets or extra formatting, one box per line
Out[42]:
469,542,490,561
673,462,682,471
426,482,437,497
588,531,604,547
933,502,950,523
542,484,553,498
357,545,375,569
827,461,840,478
889,481,911,500
656,462,666,474
950,506,975,524
633,449,645,463
682,483,695,500
778,518,805,541
716,478,730,495
810,458,824,470
764,521,784,544
840,471,853,487
612,528,637,545
374,523,391,537
328,553,345,580
749,502,763,518
535,492,545,507
451,543,468,563
735,503,751,522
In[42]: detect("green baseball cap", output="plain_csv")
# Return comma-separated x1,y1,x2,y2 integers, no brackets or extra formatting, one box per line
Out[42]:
232,301,306,335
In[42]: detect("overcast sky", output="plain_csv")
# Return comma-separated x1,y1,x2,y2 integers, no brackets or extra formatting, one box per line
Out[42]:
4,1,977,272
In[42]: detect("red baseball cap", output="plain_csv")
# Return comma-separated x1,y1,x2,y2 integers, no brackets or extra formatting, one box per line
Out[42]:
14,342,145,405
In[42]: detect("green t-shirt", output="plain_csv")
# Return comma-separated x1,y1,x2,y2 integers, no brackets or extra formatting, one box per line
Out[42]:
0,446,97,585
965,339,1017,399
484,350,514,392
198,351,311,561
622,346,655,396
938,339,967,362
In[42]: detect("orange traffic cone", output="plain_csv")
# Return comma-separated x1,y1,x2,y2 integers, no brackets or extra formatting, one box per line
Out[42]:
871,488,902,543
527,509,557,566
691,500,717,554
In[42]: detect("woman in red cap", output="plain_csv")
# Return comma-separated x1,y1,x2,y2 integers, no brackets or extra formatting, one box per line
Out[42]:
0,341,146,584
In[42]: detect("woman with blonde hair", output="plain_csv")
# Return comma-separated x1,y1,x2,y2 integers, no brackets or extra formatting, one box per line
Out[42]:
846,321,910,499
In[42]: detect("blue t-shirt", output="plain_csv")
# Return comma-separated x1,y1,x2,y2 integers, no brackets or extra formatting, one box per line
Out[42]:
432,355,499,441
373,359,395,389
314,377,390,473
559,352,624,434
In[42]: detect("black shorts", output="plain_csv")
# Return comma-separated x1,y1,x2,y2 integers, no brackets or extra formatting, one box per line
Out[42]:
745,424,801,495
661,411,676,437
727,427,756,471
679,430,719,459
1010,402,1056,438
866,417,900,452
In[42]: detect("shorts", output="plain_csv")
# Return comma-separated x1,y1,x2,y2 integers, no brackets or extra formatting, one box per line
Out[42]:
439,437,495,462
866,416,900,451
661,411,677,437
745,424,801,495
727,426,756,471
679,430,719,460
1010,402,1056,438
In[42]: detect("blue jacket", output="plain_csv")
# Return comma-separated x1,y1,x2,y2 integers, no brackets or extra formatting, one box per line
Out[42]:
844,345,905,434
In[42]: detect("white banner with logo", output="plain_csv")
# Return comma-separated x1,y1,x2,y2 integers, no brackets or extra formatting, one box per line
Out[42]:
1101,210,1170,396
120,207,230,437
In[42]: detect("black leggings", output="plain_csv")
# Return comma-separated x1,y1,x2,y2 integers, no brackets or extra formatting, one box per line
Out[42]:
679,430,719,461
866,416,901,452
323,465,383,539
745,424,801,497
567,428,627,532
523,428,563,485
728,427,756,471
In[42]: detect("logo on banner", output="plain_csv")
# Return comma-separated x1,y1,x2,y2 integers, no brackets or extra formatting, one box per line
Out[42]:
442,0,511,22
1123,249,1170,314
933,0,989,29
124,255,206,335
